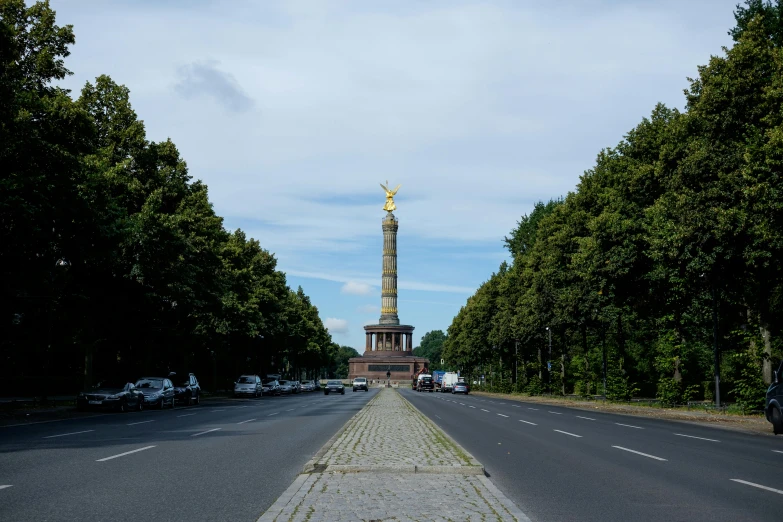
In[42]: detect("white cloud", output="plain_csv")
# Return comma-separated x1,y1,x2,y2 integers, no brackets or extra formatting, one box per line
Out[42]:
341,281,374,296
324,317,349,335
357,304,379,314
288,270,475,294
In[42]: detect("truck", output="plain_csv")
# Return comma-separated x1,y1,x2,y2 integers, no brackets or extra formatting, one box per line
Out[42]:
412,367,431,390
441,372,460,394
431,370,446,392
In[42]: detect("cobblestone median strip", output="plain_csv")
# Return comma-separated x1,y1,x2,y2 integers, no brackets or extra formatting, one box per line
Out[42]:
259,388,531,521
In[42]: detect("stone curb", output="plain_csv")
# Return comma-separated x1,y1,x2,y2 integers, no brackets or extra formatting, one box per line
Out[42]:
321,464,485,474
478,475,533,522
395,388,484,470
256,473,311,522
301,389,383,473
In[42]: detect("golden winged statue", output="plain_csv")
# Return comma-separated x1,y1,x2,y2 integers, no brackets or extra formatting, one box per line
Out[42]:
380,181,401,212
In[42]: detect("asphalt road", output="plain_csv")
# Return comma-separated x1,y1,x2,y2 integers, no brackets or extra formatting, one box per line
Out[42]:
401,388,783,522
0,388,376,522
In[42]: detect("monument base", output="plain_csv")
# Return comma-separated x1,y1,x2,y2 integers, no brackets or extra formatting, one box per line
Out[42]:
348,355,430,383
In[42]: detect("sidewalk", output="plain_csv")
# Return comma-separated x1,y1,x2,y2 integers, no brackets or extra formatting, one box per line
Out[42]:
259,388,530,522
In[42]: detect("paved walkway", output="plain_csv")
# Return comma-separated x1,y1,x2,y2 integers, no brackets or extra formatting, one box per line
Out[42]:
259,388,529,522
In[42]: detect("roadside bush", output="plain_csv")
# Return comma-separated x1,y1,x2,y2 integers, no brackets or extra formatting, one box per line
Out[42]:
656,377,682,407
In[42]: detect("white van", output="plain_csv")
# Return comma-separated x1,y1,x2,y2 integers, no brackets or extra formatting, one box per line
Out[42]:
441,372,460,393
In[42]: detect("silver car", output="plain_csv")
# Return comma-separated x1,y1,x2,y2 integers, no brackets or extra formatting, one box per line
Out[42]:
277,380,294,394
234,375,262,397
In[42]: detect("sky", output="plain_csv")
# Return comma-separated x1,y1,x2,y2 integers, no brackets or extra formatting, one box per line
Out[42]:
48,0,742,351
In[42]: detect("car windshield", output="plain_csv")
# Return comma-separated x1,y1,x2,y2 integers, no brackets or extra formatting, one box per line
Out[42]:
327,381,342,385
262,379,276,385
94,380,128,390
237,376,255,384
422,377,432,381
279,380,289,385
354,378,366,382
301,380,310,384
135,378,163,389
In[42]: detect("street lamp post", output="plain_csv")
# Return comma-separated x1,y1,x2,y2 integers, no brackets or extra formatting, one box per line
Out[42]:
711,286,721,408
514,339,519,389
545,327,552,394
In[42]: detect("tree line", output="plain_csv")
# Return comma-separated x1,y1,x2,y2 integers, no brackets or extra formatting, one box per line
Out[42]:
0,0,351,396
442,1,783,411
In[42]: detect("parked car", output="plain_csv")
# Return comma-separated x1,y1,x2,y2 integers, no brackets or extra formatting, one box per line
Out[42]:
234,374,263,397
170,371,201,405
300,380,314,392
452,381,470,395
290,381,301,394
76,380,144,412
262,378,281,396
135,377,176,409
352,377,368,392
416,375,434,392
324,380,345,395
312,380,321,391
765,360,783,434
277,380,294,394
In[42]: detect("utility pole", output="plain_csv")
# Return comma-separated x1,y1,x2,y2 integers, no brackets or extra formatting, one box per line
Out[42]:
514,339,518,388
546,327,552,394
712,286,721,408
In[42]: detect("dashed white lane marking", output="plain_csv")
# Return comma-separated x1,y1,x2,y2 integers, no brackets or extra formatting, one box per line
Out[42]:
96,445,156,462
554,430,582,438
730,479,783,495
674,433,719,442
511,405,521,408
481,409,491,412
469,405,476,408
268,412,279,416
191,428,221,437
548,411,562,415
519,420,537,426
615,423,643,429
211,409,225,412
286,409,295,412
43,429,94,439
126,420,154,426
237,419,256,424
773,450,783,454
459,403,465,405
0,485,12,490
612,446,667,461
497,414,509,418
528,408,539,411
576,416,596,421
177,413,196,417
435,415,442,419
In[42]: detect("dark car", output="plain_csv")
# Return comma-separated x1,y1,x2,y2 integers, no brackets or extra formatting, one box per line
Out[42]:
135,377,176,409
417,376,434,392
452,381,470,395
170,372,201,405
262,378,281,396
77,380,144,413
765,360,783,434
324,380,345,395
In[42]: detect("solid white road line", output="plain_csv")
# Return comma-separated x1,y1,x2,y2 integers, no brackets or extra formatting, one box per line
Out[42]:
268,412,279,416
674,433,719,442
177,413,196,417
43,429,94,439
615,423,643,429
576,416,596,421
237,419,256,424
497,414,509,418
730,479,783,495
191,428,221,437
481,409,491,412
126,420,154,426
548,411,562,415
554,430,582,438
0,485,12,490
519,420,537,426
612,446,667,461
96,446,156,462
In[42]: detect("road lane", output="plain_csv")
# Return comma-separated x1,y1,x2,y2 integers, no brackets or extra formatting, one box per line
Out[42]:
0,389,377,522
403,388,782,522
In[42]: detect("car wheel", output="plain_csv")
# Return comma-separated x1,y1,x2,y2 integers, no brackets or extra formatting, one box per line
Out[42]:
772,406,783,435
170,397,176,409
195,393,200,405
325,391,329,395
186,395,193,406
119,400,127,413
137,399,144,412
341,390,345,395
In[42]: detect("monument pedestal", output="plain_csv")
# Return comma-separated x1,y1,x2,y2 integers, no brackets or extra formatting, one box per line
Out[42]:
348,355,430,383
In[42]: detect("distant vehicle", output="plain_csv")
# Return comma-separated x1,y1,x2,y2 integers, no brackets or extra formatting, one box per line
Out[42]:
441,372,460,394
262,378,281,396
234,374,263,397
312,380,321,391
301,380,316,392
76,380,144,412
324,380,345,395
416,375,434,392
452,381,470,395
431,370,446,391
135,377,176,409
278,380,294,394
169,371,201,405
352,377,368,392
291,381,301,394
766,360,783,435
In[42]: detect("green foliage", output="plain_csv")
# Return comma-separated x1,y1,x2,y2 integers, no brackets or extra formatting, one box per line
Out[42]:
413,330,447,370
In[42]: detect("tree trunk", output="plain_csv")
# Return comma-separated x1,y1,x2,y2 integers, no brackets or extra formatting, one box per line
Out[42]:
761,322,772,384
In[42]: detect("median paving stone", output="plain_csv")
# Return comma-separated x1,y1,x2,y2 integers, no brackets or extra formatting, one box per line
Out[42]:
259,388,530,522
